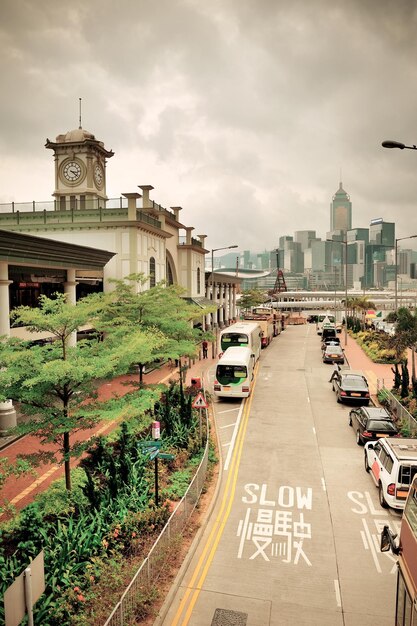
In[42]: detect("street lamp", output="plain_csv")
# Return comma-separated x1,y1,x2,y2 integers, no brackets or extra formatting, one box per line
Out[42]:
382,140,417,151
210,245,238,355
395,236,417,312
326,238,348,346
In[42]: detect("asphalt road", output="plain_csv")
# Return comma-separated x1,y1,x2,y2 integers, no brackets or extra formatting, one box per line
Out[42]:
158,324,401,626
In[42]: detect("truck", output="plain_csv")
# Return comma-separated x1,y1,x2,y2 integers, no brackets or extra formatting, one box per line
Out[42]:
243,307,281,348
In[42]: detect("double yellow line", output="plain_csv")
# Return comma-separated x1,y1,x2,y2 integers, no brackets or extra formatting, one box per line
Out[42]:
171,363,259,625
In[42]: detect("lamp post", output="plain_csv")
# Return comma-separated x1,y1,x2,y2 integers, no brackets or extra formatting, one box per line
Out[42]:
327,238,348,346
382,140,417,151
395,236,417,312
210,245,238,356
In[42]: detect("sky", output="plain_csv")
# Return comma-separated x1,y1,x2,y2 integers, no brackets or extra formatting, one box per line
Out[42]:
1,0,417,254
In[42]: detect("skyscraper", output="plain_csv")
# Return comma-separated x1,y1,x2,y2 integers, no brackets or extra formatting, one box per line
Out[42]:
330,182,352,233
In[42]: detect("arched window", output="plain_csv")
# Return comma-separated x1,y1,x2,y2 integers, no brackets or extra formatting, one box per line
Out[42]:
166,259,174,285
197,267,201,294
149,257,156,288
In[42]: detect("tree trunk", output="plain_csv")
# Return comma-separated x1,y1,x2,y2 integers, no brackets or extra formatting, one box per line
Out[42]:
63,431,71,491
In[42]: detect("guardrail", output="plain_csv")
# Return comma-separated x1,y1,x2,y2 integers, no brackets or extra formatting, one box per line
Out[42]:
103,406,209,626
376,380,417,436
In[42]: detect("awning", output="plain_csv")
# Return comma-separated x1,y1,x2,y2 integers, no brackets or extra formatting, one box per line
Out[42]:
184,296,219,309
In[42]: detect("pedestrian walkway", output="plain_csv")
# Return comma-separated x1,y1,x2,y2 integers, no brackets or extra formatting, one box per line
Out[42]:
0,354,216,514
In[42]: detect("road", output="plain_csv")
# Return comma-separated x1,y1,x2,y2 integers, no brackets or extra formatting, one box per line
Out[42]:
158,324,400,626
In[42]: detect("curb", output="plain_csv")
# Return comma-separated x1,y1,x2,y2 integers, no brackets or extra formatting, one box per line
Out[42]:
153,371,224,625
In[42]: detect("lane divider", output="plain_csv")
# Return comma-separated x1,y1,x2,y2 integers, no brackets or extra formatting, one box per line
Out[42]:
171,362,259,626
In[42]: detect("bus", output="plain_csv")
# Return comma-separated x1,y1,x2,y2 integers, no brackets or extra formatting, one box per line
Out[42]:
213,346,255,398
219,322,262,361
243,307,282,347
381,474,417,625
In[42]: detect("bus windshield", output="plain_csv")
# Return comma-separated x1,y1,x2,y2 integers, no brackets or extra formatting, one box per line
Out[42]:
221,333,249,350
216,364,247,385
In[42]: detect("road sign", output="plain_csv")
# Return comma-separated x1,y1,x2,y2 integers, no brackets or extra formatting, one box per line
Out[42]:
159,453,175,460
192,392,208,409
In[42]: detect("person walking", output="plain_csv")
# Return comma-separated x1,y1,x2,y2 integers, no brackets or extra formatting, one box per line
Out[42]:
202,340,208,359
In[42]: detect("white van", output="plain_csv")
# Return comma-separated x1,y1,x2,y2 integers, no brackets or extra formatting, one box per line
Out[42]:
213,346,255,398
364,438,417,510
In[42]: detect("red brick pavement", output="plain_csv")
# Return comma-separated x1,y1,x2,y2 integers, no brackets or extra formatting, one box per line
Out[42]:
0,356,216,514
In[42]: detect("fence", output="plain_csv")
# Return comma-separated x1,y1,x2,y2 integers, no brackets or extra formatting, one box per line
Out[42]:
103,406,209,626
376,380,417,436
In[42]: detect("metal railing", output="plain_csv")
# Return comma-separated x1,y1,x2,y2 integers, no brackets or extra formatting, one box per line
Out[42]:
376,380,417,436
103,407,209,626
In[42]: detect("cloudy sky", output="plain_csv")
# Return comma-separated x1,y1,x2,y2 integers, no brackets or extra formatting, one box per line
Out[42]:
1,0,417,253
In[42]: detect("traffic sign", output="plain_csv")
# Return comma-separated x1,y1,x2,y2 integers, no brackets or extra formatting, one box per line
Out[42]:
192,392,208,409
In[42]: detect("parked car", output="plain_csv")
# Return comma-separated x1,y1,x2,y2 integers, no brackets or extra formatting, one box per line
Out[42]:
331,369,370,404
349,406,399,445
364,437,417,509
321,336,341,351
322,344,345,364
321,327,337,342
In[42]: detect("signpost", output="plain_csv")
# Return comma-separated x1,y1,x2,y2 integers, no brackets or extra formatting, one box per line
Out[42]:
4,550,45,626
139,422,174,506
192,392,209,445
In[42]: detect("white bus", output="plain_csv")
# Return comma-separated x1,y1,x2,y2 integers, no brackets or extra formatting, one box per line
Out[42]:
213,346,255,398
219,322,262,362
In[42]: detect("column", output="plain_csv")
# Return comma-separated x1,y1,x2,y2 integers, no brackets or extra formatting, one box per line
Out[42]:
205,284,211,329
224,283,230,325
232,284,237,321
218,280,224,327
228,283,233,323
0,261,17,433
64,268,78,348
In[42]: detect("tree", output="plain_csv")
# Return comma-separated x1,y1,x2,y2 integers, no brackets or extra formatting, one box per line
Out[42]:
91,276,216,383
0,293,164,491
238,289,266,313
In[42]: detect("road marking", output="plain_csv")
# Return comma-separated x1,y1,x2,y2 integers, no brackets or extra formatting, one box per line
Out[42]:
361,518,382,573
334,579,342,607
321,477,326,491
217,408,240,414
220,422,236,429
312,427,316,435
224,400,244,471
171,364,258,626
10,465,60,505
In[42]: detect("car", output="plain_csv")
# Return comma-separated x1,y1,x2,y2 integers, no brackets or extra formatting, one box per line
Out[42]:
349,406,399,445
322,344,345,364
331,369,370,404
321,327,337,341
321,336,341,351
364,438,417,509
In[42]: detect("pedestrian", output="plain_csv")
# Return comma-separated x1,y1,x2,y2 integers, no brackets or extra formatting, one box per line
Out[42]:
202,340,208,359
329,363,340,383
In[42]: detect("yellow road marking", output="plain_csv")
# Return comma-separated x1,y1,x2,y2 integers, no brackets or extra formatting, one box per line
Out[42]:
171,363,259,626
10,465,60,505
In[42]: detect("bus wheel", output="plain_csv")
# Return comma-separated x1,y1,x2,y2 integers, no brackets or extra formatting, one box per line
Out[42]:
378,484,388,508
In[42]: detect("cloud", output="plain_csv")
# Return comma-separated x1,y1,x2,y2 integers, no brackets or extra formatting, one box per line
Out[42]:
1,0,417,250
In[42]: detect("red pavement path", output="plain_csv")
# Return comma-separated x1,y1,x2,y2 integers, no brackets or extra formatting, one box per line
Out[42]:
0,357,215,515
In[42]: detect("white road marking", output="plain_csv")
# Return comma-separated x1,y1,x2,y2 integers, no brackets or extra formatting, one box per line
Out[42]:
334,579,342,607
362,518,382,573
312,427,316,435
321,477,326,491
217,408,240,414
220,422,236,429
224,400,244,471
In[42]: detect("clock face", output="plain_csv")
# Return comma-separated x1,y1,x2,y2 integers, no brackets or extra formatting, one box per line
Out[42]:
63,160,82,182
94,163,104,187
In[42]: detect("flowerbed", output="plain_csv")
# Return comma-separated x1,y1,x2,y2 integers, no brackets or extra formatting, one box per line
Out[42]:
0,381,212,625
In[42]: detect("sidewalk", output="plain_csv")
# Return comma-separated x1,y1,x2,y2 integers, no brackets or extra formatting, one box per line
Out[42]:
0,354,216,513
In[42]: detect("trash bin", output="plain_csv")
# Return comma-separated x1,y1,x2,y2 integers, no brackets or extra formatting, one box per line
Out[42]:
191,377,202,389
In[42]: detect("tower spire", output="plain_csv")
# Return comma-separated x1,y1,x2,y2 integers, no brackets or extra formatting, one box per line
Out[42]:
78,97,82,129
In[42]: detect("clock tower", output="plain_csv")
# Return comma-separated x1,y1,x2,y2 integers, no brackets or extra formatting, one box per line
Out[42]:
45,127,114,211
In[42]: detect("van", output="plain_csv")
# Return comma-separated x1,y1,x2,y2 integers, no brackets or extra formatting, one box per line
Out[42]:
364,438,417,510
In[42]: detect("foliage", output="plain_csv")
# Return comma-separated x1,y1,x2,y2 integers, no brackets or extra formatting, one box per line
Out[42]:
238,289,266,312
0,293,163,491
0,457,35,516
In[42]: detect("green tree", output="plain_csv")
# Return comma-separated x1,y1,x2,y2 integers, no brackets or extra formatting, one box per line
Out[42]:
0,293,164,491
238,289,266,313
92,276,215,383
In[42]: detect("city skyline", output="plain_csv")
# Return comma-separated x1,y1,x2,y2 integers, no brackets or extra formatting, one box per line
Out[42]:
1,1,417,251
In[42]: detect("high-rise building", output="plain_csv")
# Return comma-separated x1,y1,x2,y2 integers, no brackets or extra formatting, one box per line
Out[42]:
369,218,395,247
330,182,352,233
